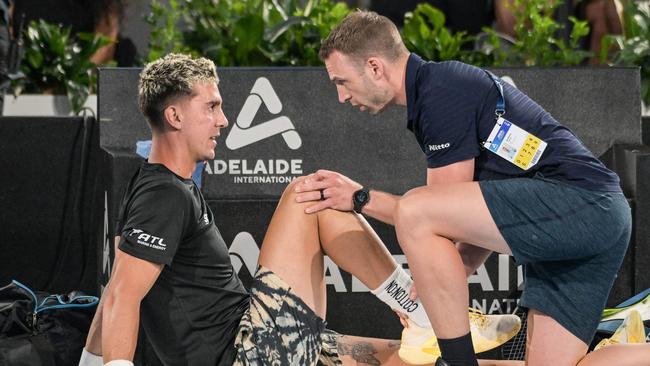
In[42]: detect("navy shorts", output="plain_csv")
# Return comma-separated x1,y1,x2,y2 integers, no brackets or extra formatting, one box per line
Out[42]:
479,178,631,344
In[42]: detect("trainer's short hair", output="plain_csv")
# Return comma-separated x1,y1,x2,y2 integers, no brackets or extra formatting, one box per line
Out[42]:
319,10,407,64
138,53,219,130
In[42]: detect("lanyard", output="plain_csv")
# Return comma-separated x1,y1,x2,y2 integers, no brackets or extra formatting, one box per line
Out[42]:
485,70,505,117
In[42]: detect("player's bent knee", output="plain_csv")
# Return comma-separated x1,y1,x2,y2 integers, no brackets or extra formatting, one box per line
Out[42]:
279,176,307,199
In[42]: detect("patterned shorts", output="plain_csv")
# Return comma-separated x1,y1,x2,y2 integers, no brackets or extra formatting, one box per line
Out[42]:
232,266,341,366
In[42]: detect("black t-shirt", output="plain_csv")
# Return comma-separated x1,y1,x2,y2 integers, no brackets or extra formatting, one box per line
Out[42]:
405,53,622,193
116,162,250,366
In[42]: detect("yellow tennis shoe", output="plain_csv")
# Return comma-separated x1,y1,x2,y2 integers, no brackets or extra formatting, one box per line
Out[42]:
398,308,522,365
595,310,646,350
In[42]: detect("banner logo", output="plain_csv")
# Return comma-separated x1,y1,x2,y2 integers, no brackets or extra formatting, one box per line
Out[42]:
227,231,523,313
207,77,303,183
225,77,301,150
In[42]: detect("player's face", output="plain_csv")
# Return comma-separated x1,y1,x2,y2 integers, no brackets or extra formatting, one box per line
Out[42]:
181,82,228,162
325,51,392,115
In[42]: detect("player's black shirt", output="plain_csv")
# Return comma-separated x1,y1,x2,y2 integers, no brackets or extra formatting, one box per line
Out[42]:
116,162,250,365
405,53,622,193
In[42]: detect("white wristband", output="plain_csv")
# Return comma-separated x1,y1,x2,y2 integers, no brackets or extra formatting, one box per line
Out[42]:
104,360,134,366
79,349,103,366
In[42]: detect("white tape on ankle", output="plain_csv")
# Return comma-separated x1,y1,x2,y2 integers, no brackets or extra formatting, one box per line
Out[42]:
104,360,134,366
79,349,102,366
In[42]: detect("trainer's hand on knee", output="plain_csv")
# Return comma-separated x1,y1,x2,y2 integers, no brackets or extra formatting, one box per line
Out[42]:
294,169,362,213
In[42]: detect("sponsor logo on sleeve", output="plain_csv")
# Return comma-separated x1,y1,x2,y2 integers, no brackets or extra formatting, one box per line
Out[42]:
128,228,167,251
428,142,450,152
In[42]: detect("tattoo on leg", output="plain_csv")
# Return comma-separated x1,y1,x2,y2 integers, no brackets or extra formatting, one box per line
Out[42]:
337,336,381,366
388,340,401,350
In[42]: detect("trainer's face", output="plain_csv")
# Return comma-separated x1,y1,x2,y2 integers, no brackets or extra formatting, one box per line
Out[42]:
325,51,392,114
180,82,228,162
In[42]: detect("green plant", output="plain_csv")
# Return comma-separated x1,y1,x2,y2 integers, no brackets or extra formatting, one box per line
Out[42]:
401,4,474,62
259,0,351,65
478,0,590,66
601,1,650,105
146,0,195,62
146,0,350,66
14,19,111,114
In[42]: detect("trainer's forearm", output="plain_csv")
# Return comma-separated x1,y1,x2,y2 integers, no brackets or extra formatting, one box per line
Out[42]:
361,190,399,225
102,294,140,362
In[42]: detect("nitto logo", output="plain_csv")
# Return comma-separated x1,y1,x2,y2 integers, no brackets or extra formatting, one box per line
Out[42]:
225,77,301,150
428,142,450,151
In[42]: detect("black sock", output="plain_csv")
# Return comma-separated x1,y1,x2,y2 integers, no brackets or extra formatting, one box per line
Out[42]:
438,332,479,366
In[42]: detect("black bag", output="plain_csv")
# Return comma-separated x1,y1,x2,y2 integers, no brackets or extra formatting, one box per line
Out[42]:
0,280,99,366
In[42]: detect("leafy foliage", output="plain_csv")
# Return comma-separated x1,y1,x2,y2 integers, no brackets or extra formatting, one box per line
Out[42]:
401,4,474,62
146,0,351,66
601,1,650,105
478,0,590,66
14,19,111,114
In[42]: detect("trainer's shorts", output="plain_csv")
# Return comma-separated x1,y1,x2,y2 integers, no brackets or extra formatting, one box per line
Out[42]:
479,177,631,344
233,266,341,366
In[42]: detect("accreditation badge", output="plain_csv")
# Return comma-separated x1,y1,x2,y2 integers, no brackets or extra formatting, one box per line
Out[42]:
483,117,547,170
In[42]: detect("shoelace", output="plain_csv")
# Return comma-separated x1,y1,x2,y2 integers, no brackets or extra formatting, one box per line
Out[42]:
599,332,624,348
468,308,489,329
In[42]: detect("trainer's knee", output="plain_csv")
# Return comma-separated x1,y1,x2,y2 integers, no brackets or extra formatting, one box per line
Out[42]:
395,187,430,235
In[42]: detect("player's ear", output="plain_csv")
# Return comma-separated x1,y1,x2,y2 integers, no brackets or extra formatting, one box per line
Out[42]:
164,104,182,130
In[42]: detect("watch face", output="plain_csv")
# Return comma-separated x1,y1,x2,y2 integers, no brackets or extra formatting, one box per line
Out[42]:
355,190,368,204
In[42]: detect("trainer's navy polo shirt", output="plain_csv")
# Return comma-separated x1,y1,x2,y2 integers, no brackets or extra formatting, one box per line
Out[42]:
405,53,622,193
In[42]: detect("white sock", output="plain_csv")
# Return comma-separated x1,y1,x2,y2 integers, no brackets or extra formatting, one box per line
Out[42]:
78,349,103,366
371,266,431,328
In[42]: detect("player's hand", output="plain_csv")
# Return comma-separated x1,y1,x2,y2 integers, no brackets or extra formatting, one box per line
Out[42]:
394,309,410,328
294,169,362,213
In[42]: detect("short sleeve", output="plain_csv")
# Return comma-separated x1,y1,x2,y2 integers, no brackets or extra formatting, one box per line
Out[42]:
118,184,189,265
419,105,481,169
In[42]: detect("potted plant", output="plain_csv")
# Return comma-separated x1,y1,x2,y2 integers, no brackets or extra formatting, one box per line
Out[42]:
146,0,350,66
601,0,650,115
6,19,110,116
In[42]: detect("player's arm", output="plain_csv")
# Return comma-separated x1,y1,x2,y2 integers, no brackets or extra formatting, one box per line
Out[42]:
427,158,494,276
82,236,122,360
101,245,163,363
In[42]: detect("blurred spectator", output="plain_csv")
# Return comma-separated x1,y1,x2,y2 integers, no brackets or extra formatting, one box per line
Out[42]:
575,0,623,64
11,0,137,66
